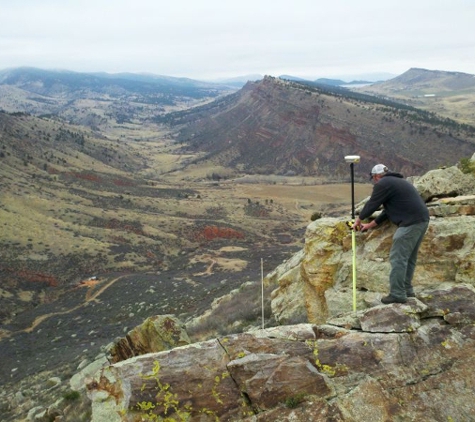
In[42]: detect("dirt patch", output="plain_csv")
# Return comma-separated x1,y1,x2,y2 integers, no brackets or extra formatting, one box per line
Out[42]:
191,254,248,276
239,183,371,209
218,246,248,252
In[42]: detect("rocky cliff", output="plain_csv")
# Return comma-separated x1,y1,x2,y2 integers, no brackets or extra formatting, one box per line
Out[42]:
85,284,475,421
269,158,475,324
82,157,475,421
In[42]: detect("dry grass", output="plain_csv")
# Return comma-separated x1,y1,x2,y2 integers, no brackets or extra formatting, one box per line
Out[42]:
0,136,371,272
359,78,475,125
186,281,277,340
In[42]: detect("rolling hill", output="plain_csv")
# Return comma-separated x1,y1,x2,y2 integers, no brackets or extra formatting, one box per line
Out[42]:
0,67,236,129
0,108,329,329
358,68,475,124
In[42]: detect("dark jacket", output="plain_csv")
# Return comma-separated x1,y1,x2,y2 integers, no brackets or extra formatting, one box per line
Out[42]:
359,172,429,227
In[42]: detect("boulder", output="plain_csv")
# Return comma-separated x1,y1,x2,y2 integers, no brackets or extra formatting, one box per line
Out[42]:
411,165,475,201
107,314,190,363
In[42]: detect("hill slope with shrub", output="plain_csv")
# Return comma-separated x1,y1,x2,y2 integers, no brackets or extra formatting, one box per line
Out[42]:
165,76,475,179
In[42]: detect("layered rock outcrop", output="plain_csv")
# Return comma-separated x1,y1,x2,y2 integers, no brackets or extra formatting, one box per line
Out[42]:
86,284,475,421
269,162,475,324
108,314,191,364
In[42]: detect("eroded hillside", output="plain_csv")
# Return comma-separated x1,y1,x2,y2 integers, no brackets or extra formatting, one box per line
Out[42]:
169,76,475,179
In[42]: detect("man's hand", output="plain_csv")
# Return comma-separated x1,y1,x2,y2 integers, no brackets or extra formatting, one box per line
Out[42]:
353,218,377,232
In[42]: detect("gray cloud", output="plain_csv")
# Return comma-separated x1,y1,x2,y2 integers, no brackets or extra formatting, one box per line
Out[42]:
1,0,474,80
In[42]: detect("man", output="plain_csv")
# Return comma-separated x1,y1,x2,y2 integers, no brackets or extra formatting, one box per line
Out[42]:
353,164,429,304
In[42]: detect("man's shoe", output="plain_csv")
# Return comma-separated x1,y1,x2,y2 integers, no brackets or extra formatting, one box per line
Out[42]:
381,295,407,304
407,293,416,298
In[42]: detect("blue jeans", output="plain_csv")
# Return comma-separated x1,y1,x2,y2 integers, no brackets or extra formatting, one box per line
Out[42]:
389,221,429,300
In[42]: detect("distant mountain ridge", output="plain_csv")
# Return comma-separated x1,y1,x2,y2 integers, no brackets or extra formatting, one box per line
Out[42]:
358,68,475,124
0,67,231,96
1,67,474,179
380,67,475,90
0,67,237,127
281,75,376,86
168,76,475,179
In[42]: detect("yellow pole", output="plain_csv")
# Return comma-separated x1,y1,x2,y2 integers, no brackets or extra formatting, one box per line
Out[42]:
352,229,357,312
345,155,360,312
261,258,265,329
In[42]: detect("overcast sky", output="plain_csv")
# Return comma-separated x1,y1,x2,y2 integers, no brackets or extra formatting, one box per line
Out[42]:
1,0,474,81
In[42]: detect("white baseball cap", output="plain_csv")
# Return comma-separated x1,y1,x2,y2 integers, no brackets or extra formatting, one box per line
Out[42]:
370,164,389,175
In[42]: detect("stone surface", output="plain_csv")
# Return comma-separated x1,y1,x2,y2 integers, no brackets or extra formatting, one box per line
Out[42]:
87,285,475,421
266,250,306,324
419,283,475,325
411,165,475,201
358,302,422,333
428,194,475,217
88,340,247,422
300,219,348,324
70,356,109,392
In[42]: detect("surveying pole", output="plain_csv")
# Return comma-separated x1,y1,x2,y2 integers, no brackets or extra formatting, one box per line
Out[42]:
344,155,360,312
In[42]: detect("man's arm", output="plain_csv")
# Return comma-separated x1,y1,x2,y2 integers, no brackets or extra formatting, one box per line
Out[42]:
359,183,387,220
354,183,389,231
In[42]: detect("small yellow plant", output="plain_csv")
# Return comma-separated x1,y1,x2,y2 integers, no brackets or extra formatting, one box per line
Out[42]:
136,360,183,420
306,340,346,377
136,402,156,411
135,360,226,421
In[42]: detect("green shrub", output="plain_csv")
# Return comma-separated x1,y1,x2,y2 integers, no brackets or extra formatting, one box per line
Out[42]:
284,392,307,408
310,211,323,221
459,157,475,175
63,390,81,401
